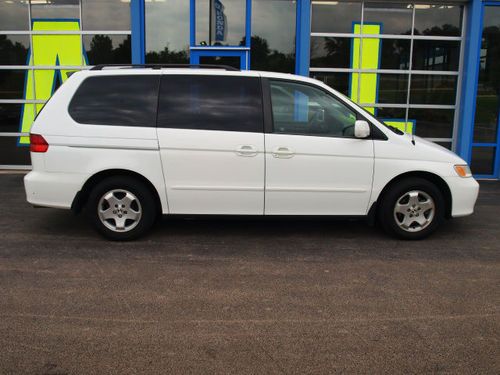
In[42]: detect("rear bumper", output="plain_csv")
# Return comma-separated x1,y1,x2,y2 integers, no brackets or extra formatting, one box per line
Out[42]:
24,171,86,210
444,176,480,217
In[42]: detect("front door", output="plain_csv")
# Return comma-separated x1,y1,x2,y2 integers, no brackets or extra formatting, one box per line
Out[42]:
264,79,374,215
156,73,265,214
470,5,500,178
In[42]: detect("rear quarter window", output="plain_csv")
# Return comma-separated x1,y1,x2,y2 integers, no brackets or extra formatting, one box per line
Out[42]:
68,75,160,127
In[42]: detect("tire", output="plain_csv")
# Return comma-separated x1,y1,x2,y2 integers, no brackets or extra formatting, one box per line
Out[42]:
86,176,157,241
377,177,446,240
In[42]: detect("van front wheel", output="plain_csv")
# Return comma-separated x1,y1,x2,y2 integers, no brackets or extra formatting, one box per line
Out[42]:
87,176,157,240
378,177,445,240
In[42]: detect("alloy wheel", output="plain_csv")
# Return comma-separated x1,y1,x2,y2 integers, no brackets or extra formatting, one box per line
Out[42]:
97,189,142,232
393,190,435,233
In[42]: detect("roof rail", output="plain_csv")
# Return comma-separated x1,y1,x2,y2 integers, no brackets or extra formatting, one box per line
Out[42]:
90,64,239,71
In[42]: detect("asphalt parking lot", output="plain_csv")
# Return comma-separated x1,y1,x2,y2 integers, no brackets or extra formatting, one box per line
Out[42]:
0,174,499,374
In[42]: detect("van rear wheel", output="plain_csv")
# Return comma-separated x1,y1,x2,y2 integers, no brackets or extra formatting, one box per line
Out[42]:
87,176,156,240
378,177,445,240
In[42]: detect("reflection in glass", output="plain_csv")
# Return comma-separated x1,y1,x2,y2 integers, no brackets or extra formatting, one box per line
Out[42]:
311,2,362,34
379,39,410,70
410,75,457,105
376,107,406,120
0,35,29,65
199,56,240,69
0,70,25,99
0,137,31,165
380,39,411,69
311,73,350,96
145,0,189,64
0,104,23,133
251,0,295,73
435,142,452,150
84,35,131,65
374,74,409,104
414,5,462,36
158,75,263,133
471,147,496,175
30,0,79,19
310,37,352,69
69,76,159,127
82,0,130,31
363,3,413,35
0,0,29,30
473,7,500,143
408,108,455,138
196,0,246,46
412,40,460,71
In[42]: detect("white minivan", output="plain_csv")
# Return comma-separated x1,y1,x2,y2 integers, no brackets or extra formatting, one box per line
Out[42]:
24,65,479,240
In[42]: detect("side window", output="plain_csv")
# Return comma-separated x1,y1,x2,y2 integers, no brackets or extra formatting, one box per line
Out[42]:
157,75,263,132
68,75,160,127
269,80,358,137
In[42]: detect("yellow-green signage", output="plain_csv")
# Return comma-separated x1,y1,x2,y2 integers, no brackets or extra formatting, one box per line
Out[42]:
20,20,85,144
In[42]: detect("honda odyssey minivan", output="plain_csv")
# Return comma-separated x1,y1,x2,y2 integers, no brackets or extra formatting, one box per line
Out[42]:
24,65,479,240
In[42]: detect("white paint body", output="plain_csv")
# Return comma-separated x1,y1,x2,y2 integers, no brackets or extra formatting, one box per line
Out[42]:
24,69,479,220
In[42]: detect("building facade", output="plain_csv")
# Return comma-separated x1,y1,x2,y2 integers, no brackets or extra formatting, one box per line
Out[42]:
0,0,499,179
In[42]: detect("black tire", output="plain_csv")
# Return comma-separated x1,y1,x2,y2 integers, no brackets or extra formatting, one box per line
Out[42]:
377,177,446,240
86,176,157,241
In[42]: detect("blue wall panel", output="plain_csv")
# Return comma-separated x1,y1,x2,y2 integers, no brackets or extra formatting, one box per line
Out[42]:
131,0,145,64
295,0,311,76
456,0,483,162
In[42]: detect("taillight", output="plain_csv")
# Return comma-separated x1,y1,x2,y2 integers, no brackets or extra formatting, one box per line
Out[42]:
30,134,49,153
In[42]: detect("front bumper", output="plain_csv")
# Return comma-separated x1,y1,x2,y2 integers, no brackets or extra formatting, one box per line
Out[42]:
444,176,480,217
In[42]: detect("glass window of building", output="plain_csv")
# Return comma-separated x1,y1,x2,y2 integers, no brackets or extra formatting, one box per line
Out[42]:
311,2,362,34
145,0,190,63
82,0,131,31
251,0,296,73
310,1,463,145
471,6,500,175
363,3,413,35
30,0,80,19
0,0,29,30
0,0,132,167
195,0,246,46
414,4,463,36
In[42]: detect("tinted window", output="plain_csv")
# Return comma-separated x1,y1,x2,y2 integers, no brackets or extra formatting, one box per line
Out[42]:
69,75,159,126
269,80,358,137
157,75,263,132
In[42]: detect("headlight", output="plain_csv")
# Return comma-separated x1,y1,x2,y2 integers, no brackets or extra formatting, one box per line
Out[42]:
454,164,472,178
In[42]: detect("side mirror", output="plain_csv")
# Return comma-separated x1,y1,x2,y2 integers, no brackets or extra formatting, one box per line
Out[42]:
354,120,371,139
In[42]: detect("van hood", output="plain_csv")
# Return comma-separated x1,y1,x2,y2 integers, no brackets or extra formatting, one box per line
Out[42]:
401,133,466,164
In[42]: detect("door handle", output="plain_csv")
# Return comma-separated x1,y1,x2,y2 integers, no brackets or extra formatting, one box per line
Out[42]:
236,145,258,157
272,147,294,159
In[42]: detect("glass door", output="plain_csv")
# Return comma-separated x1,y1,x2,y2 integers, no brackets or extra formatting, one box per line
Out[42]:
471,5,500,178
189,0,251,69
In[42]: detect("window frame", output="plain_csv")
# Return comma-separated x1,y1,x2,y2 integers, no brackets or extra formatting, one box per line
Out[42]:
262,77,386,140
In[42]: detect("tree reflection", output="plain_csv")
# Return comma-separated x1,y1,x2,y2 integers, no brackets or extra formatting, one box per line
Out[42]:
481,26,500,95
414,24,461,37
246,36,295,73
0,35,28,65
146,47,189,64
86,35,131,65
